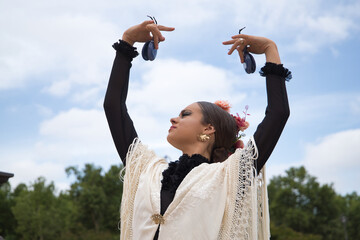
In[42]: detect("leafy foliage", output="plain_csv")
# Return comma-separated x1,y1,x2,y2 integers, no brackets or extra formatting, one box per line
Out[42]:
1,164,359,239
268,166,353,240
1,164,123,240
11,177,63,240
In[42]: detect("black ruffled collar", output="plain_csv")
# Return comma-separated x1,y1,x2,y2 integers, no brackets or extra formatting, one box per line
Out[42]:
161,154,210,193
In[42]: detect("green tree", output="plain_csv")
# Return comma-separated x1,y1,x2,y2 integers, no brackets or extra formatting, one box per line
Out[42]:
65,164,122,239
0,182,16,239
270,222,322,240
268,166,343,240
341,192,360,239
102,164,123,233
66,164,108,233
12,177,63,240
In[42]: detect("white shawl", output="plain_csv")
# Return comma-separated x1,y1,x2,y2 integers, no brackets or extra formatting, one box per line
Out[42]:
120,137,270,240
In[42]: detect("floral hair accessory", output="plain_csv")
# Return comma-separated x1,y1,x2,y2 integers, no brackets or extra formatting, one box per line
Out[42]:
214,100,231,113
230,105,250,150
215,101,250,150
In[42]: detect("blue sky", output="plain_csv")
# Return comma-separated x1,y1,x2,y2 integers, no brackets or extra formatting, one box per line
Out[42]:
1,0,359,195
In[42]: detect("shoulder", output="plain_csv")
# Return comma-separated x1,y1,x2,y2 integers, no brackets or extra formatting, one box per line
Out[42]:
123,138,166,178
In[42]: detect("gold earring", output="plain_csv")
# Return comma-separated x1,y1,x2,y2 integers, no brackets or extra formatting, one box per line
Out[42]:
198,134,210,142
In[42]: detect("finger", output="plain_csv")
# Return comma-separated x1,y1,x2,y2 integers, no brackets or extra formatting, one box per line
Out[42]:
237,48,245,63
145,33,153,42
141,20,155,26
153,35,159,49
228,38,246,55
231,34,247,39
228,43,238,55
147,25,165,43
149,25,164,39
158,25,175,31
222,39,237,45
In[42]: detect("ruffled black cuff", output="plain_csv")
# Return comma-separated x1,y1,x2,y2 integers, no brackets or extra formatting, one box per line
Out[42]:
112,39,139,59
259,62,292,81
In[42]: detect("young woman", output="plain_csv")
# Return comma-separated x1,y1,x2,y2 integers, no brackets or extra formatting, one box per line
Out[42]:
104,20,291,240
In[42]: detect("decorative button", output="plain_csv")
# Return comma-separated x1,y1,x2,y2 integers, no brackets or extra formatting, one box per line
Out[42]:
151,214,165,225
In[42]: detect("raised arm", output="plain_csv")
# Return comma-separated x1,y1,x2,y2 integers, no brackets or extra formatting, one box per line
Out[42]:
223,35,291,173
104,20,175,165
103,41,139,165
253,63,290,173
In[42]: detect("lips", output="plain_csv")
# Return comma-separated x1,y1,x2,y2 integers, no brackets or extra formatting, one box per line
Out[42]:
169,126,176,132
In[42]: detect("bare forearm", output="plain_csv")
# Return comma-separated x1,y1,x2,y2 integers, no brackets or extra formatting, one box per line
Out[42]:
264,41,281,64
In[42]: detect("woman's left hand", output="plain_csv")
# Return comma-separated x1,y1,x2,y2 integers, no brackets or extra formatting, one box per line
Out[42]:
223,34,281,64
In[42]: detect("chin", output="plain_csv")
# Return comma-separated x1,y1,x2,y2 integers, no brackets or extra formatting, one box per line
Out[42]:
167,134,181,151
167,134,175,147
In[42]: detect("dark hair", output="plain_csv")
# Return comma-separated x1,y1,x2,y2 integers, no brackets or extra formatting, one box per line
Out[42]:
197,101,238,163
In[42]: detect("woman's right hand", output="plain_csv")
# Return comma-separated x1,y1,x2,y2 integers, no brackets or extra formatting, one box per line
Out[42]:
122,20,175,49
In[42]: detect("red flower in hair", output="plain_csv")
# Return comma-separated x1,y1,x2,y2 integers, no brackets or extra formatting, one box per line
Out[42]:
231,105,250,133
233,105,250,149
214,100,231,113
232,113,250,132
215,101,250,151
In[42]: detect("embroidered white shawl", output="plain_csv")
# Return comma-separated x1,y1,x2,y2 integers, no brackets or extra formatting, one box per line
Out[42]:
120,137,270,240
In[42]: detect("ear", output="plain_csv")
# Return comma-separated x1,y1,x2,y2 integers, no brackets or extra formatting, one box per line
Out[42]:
203,124,215,135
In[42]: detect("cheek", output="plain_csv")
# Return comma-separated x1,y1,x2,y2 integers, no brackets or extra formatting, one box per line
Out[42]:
180,119,203,135
167,119,202,145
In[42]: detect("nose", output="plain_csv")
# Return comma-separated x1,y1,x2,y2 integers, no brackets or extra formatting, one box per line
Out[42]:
170,117,178,124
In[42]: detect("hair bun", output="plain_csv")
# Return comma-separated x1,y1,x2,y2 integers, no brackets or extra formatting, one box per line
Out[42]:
212,147,228,163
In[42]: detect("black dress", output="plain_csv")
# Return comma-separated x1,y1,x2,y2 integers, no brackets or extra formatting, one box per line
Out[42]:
103,40,291,239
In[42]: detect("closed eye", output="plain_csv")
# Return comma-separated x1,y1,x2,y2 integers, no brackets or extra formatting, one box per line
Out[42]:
180,110,192,118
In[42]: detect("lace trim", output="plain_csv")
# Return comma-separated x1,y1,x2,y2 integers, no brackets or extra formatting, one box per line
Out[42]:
120,138,156,240
218,136,270,240
112,39,139,59
259,62,292,81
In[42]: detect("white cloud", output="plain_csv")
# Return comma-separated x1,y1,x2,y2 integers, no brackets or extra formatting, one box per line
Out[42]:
303,129,360,194
39,108,109,147
0,144,65,191
71,87,103,105
129,59,245,111
1,0,359,92
0,108,119,191
232,0,359,54
43,80,72,97
0,2,117,91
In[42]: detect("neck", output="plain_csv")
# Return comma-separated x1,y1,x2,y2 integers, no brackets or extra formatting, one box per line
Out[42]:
181,143,211,160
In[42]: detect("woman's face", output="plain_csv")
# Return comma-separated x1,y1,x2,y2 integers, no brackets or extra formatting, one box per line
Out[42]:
167,102,209,150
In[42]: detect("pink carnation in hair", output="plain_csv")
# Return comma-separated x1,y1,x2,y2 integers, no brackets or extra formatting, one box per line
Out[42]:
214,100,231,113
239,121,250,132
232,113,250,132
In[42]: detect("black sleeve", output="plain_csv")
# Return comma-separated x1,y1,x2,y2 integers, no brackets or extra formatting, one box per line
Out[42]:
103,40,139,165
253,62,291,174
